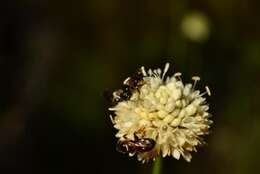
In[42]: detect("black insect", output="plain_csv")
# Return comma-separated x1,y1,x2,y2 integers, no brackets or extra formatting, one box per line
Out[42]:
123,68,145,92
104,68,146,107
116,136,155,154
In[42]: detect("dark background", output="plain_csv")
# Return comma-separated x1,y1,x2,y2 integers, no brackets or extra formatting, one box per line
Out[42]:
1,0,260,173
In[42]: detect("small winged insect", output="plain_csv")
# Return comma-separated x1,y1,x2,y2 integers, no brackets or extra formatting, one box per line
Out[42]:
104,68,146,107
123,68,145,92
116,135,155,155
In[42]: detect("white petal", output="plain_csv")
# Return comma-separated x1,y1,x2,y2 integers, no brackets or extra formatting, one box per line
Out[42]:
172,149,181,160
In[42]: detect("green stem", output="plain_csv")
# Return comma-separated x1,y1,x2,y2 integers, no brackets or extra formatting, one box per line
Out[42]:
152,157,162,174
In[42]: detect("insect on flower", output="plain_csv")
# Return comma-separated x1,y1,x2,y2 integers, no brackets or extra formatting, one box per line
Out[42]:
123,67,146,91
107,62,213,163
105,68,146,106
116,134,156,155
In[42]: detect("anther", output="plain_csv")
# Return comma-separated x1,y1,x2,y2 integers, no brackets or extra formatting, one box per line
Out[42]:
205,86,211,96
123,77,131,85
192,76,200,81
141,66,147,76
162,62,170,79
192,76,200,90
174,72,182,81
148,69,153,76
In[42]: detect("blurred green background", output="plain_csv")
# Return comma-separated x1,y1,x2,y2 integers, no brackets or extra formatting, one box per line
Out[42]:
0,0,260,173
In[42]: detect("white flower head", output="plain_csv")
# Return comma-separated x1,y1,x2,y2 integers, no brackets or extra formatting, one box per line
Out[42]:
108,63,212,163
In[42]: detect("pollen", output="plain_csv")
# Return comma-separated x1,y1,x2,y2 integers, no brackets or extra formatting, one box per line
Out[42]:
108,63,213,163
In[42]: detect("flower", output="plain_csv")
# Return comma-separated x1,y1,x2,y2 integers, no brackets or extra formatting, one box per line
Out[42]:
109,63,212,163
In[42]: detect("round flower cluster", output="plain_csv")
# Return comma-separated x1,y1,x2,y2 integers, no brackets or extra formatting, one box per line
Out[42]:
109,63,212,163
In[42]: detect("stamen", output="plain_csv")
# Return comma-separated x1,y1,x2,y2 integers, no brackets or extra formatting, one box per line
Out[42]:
157,68,162,76
129,153,135,157
124,145,129,151
109,108,117,111
109,115,115,124
148,69,153,76
162,62,170,79
192,76,200,81
205,86,211,96
123,77,131,85
192,76,200,90
153,69,159,77
199,91,207,97
141,66,147,76
174,72,182,77
174,72,182,81
199,86,211,97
